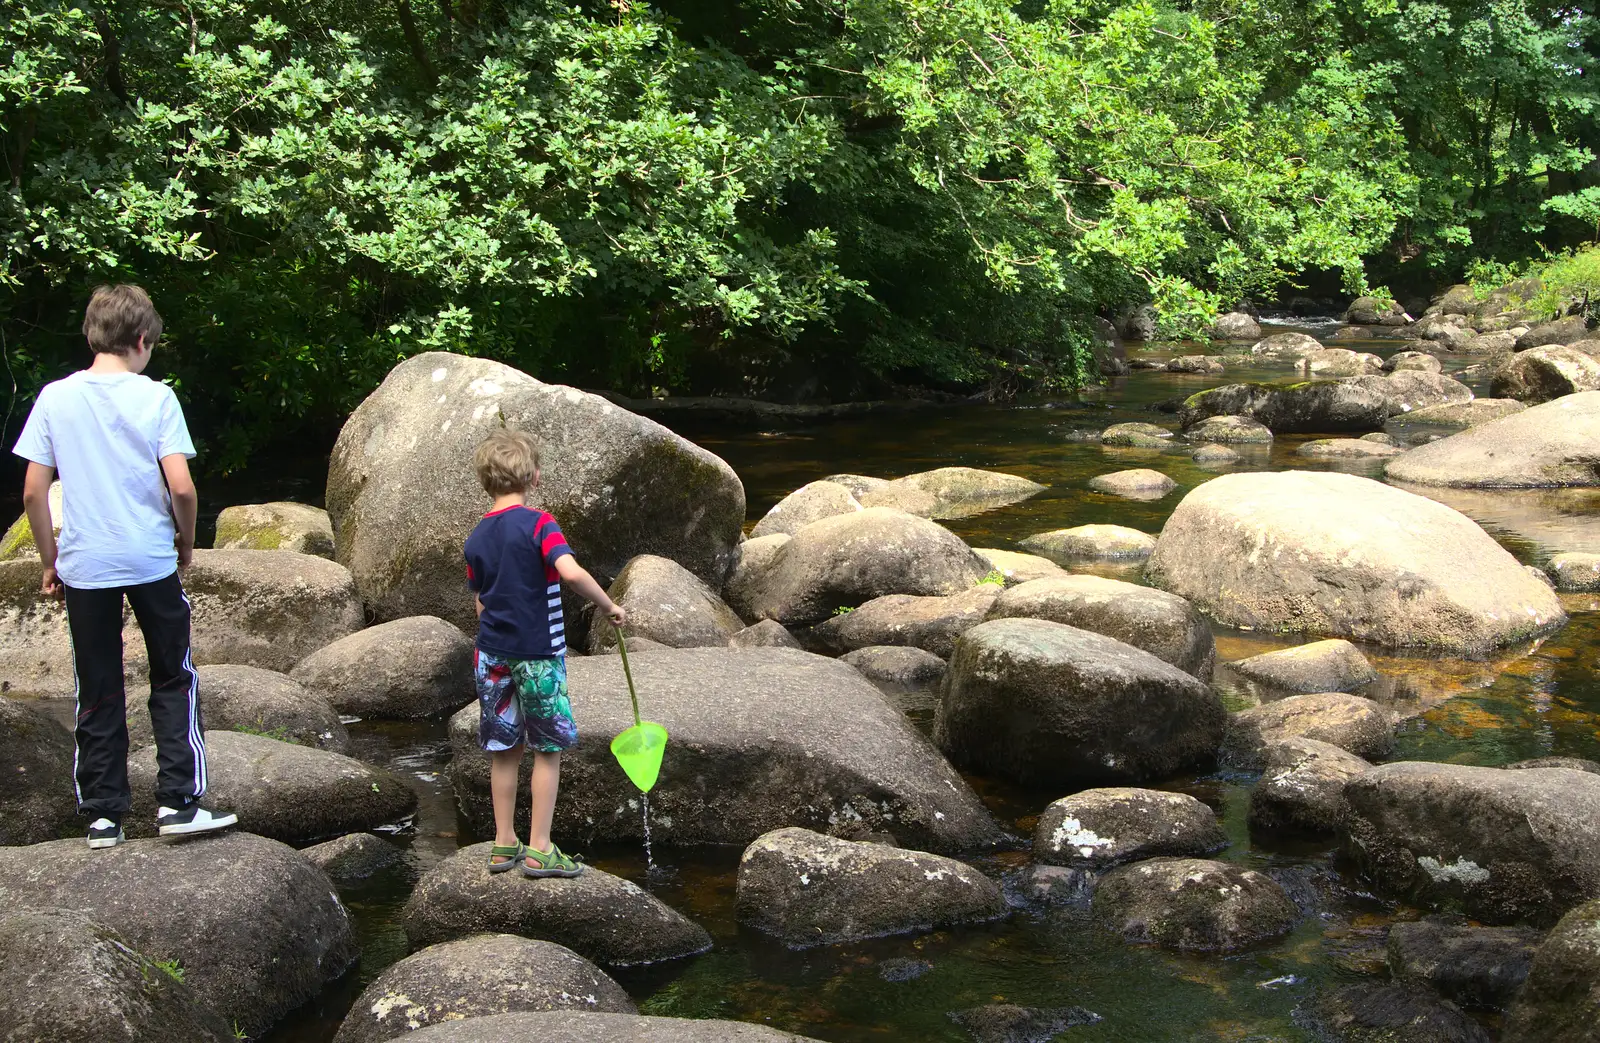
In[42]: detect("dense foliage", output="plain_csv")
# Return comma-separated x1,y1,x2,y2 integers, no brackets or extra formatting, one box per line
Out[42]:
1,0,1596,466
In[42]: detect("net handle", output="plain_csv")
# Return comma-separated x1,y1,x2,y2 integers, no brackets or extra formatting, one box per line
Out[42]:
614,623,642,728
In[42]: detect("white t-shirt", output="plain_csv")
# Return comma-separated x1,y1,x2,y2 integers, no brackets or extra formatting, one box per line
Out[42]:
12,370,196,589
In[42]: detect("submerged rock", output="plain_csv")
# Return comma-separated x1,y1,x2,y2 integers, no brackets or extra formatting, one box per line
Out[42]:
973,547,1069,585
1179,381,1391,433
727,619,802,649
947,1004,1101,1043
749,481,862,539
935,619,1224,789
399,1011,825,1042
401,843,712,965
1505,899,1600,1042
302,832,405,885
1093,857,1298,952
1548,552,1600,591
332,934,635,1043
735,827,1005,946
987,575,1216,680
737,508,990,625
1145,471,1566,653
0,833,357,1036
840,645,948,687
0,908,233,1043
1384,398,1526,435
449,648,1005,852
1018,524,1156,561
1506,755,1600,774
1297,438,1403,458
326,352,744,631
1248,737,1369,835
1087,468,1176,500
213,501,334,557
808,587,998,657
1191,442,1240,464
1226,639,1378,694
127,731,417,844
1100,421,1175,447
1165,355,1226,375
860,467,1045,520
1387,917,1541,1010
1033,788,1225,870
0,696,78,845
129,664,349,752
291,616,472,720
1342,762,1600,925
589,554,744,653
1182,415,1274,443
1492,344,1600,402
1298,983,1492,1043
1222,692,1395,768
1385,391,1600,487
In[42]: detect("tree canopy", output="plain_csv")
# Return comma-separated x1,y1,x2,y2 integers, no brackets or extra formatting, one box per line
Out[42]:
2,0,1596,466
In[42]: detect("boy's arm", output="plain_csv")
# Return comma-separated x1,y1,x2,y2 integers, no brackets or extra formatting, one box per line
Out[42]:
160,454,198,568
21,462,60,597
554,555,627,627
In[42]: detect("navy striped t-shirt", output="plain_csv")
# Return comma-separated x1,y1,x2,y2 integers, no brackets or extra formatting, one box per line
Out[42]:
464,505,574,658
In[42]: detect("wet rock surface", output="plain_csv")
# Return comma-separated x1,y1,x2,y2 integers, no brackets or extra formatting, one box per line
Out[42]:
735,827,1006,946
1505,899,1600,1042
1297,983,1492,1043
935,619,1224,789
332,934,635,1043
947,1003,1102,1043
398,1011,826,1042
401,842,712,965
1032,788,1225,870
1092,857,1299,952
302,832,406,884
1386,917,1541,1010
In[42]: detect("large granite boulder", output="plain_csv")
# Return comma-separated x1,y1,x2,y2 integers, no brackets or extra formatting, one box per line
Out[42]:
1100,421,1175,447
806,587,997,657
1032,788,1225,870
986,576,1215,680
1492,344,1600,402
448,648,1005,853
1385,391,1600,487
727,619,803,649
1342,763,1600,925
1388,917,1541,1011
588,554,744,653
1340,372,1475,415
1297,348,1384,377
0,833,357,1036
749,481,862,539
839,645,948,687
1092,857,1298,952
1504,899,1600,1041
401,843,712,965
1298,984,1492,1043
1384,398,1527,435
722,533,790,622
0,550,365,698
1178,381,1391,433
1296,437,1403,459
1225,639,1378,694
1087,468,1175,500
0,696,78,845
858,467,1045,520
127,730,417,844
1018,525,1155,561
735,827,1005,946
1211,311,1262,339
1385,351,1442,373
1222,692,1395,768
1249,332,1324,360
736,508,990,625
1516,315,1593,349
934,619,1224,789
1145,471,1566,654
1247,737,1370,835
213,501,334,557
1346,297,1407,325
325,352,744,631
398,1012,824,1043
0,908,233,1043
0,478,60,560
332,934,635,1043
129,664,349,752
291,617,473,719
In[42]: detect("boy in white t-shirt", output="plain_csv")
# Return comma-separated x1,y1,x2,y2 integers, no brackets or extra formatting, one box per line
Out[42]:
12,285,237,848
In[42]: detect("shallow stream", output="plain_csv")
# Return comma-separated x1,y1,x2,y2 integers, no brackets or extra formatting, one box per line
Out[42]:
101,323,1600,1041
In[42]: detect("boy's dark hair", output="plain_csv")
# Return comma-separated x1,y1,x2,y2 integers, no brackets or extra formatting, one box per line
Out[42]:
83,284,163,356
474,430,541,496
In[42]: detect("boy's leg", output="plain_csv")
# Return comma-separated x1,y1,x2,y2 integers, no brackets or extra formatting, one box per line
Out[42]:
489,745,525,862
528,751,561,853
124,572,205,807
62,584,132,821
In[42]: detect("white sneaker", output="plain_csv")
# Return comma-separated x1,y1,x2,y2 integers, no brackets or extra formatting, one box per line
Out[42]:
157,803,238,836
87,818,124,849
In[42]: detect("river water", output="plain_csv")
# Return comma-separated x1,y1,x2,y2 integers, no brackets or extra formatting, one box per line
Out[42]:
158,323,1600,1041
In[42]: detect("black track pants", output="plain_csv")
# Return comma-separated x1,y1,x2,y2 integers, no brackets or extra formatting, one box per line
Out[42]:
64,571,206,819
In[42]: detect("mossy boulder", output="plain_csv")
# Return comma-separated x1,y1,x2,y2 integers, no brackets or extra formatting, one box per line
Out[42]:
1247,737,1369,835
1222,692,1395,768
0,479,60,560
1178,381,1392,433
213,502,334,557
1491,344,1600,402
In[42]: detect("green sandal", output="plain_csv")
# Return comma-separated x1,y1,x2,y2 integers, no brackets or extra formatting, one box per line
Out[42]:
522,843,584,879
487,843,524,873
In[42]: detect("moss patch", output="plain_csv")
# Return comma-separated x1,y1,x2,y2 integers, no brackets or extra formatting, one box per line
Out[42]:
0,513,34,561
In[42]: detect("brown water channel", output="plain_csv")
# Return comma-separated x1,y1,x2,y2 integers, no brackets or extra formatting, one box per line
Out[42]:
212,324,1600,1041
